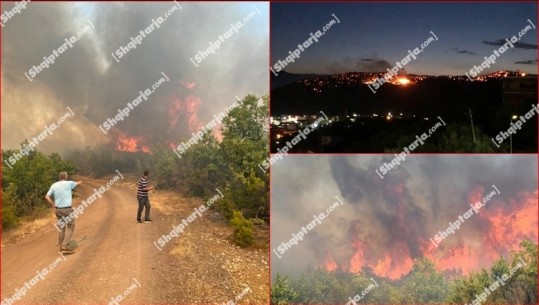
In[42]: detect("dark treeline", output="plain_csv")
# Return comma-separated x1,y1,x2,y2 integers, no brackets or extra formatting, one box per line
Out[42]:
2,141,77,228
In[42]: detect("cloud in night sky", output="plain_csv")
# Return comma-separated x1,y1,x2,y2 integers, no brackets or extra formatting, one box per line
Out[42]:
483,39,537,50
515,59,538,65
450,47,476,55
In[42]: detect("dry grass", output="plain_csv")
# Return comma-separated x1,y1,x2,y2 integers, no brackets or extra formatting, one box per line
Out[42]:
2,212,55,246
150,189,203,216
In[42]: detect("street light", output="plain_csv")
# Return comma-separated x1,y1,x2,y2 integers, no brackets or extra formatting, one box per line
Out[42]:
510,115,518,153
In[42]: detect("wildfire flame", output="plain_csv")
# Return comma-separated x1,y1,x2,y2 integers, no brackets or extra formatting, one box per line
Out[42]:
168,95,203,132
324,253,338,272
185,95,202,131
115,132,150,153
168,80,203,132
167,80,224,141
324,187,537,280
396,77,410,85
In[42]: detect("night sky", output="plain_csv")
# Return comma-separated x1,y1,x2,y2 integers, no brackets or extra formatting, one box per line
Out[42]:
272,2,538,76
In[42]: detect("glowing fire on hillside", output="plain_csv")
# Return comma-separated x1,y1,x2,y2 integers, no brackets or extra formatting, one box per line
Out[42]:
396,77,410,85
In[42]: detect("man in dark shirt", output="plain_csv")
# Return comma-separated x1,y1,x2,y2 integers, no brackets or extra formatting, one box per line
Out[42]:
137,170,154,223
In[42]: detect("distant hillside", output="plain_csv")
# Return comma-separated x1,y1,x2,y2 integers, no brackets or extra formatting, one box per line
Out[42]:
271,76,503,120
270,70,329,90
270,70,534,115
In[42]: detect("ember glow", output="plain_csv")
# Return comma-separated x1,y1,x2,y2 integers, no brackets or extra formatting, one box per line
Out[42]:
271,156,538,281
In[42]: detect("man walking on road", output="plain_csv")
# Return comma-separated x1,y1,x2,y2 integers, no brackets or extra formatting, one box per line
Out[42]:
45,171,82,252
137,170,154,223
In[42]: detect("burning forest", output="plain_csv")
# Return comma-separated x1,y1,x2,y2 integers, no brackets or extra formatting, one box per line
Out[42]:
271,155,538,304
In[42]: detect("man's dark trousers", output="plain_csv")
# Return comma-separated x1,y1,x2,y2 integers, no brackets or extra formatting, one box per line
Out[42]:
137,196,151,221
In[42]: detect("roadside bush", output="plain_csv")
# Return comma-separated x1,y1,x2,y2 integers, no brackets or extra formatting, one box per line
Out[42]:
230,210,254,247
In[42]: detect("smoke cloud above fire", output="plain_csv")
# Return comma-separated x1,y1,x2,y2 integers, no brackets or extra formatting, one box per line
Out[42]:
271,156,537,280
2,2,268,153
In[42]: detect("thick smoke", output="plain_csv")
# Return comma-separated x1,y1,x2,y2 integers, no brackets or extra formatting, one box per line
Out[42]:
2,2,268,153
271,156,537,278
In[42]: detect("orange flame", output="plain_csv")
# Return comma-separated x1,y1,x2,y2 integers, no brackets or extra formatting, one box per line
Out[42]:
168,94,202,132
185,95,202,132
324,253,338,272
167,80,224,141
115,132,150,153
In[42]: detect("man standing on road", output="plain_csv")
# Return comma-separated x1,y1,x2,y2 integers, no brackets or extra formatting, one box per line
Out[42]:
137,170,154,223
45,171,82,252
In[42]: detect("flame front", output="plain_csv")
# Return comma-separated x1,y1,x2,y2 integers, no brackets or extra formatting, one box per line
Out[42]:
325,187,537,280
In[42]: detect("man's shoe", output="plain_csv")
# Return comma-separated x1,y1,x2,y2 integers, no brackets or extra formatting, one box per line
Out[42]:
60,245,75,253
145,219,153,223
137,219,143,224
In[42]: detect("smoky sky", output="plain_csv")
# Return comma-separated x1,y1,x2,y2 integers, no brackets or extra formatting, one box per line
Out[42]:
2,2,268,153
271,155,538,278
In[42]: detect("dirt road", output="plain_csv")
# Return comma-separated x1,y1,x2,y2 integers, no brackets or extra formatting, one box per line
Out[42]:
1,176,269,304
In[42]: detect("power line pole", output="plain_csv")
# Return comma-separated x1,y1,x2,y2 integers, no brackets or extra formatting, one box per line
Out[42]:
468,108,476,143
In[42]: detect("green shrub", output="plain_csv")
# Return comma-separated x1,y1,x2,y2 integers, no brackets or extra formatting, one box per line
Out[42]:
230,210,254,247
2,185,20,229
